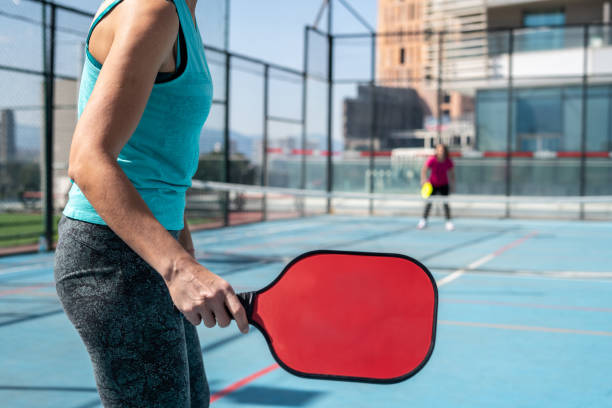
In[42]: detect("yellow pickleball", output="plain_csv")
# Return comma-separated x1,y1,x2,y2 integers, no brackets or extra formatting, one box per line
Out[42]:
421,182,433,199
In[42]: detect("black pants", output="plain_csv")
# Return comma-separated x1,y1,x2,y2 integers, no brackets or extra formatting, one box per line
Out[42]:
54,216,209,407
423,184,451,220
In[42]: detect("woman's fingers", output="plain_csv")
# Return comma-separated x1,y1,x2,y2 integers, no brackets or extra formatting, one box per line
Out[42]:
199,308,216,328
209,299,232,328
184,310,202,326
226,293,249,334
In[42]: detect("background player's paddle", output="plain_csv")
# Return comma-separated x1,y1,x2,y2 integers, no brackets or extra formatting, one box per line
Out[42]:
232,250,437,384
421,181,433,199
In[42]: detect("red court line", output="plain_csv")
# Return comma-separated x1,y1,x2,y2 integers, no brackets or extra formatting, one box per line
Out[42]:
493,231,538,257
210,364,280,404
0,284,53,297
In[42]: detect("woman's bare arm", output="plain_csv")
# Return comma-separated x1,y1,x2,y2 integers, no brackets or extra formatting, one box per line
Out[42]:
179,214,196,258
68,0,247,332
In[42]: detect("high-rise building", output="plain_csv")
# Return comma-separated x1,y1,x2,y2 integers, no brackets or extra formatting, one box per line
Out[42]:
377,0,426,89
344,85,425,151
477,0,612,156
377,0,483,121
0,109,16,165
0,109,16,197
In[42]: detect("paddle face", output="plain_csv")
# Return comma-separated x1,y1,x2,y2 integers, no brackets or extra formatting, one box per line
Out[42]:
421,182,433,199
245,250,437,383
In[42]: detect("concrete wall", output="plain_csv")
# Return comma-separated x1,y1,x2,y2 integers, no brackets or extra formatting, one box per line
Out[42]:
52,78,78,209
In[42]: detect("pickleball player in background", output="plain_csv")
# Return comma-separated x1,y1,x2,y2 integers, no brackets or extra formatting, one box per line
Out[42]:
417,143,455,231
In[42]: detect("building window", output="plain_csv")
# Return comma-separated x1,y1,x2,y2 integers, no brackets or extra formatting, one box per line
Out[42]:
475,85,612,153
400,47,406,64
518,9,566,52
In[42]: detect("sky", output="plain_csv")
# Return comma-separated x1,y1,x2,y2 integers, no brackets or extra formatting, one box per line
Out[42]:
23,0,378,71
0,0,378,149
229,0,377,71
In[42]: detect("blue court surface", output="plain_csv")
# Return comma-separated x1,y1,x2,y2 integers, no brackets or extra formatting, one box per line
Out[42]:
1,215,611,407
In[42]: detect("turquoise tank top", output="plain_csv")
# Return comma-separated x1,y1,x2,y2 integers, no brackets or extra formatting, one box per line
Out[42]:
63,0,213,231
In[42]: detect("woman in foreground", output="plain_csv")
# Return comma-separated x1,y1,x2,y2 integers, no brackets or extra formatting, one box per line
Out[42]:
54,1,247,406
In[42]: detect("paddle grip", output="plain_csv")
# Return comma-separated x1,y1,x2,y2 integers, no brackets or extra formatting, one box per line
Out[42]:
228,291,255,322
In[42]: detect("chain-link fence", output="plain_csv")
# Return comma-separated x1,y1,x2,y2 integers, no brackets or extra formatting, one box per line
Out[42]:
325,22,612,219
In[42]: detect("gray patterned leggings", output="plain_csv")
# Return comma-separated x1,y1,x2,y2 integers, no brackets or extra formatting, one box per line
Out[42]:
54,216,209,407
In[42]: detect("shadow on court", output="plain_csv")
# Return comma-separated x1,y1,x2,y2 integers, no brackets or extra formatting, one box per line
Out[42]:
218,385,326,406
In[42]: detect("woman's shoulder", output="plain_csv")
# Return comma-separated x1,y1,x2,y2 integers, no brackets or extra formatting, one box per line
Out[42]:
93,0,179,33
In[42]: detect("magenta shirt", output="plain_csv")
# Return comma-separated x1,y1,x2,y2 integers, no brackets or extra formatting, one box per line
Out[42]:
426,156,454,187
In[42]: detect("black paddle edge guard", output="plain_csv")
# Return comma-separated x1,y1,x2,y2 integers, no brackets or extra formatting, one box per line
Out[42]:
238,249,439,384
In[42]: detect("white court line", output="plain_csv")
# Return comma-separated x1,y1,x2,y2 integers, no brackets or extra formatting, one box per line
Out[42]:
437,269,466,287
436,232,537,287
466,253,495,270
192,220,336,245
459,269,612,283
436,253,496,287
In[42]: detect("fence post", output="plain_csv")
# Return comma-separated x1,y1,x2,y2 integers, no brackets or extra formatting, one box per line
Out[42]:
223,54,231,226
369,33,376,215
301,27,309,216
262,65,269,221
42,3,56,251
579,24,589,220
326,20,334,213
505,28,514,218
437,31,444,144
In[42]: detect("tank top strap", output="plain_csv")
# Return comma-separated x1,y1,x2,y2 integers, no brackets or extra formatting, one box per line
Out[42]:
171,0,196,35
171,0,210,75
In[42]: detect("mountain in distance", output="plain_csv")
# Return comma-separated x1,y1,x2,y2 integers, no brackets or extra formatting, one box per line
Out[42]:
13,124,333,163
200,128,256,159
199,128,331,160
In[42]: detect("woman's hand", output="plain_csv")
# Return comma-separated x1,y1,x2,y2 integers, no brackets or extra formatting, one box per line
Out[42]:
165,256,249,333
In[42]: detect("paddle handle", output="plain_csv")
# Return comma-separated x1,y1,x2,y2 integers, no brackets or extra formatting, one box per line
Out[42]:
233,291,256,322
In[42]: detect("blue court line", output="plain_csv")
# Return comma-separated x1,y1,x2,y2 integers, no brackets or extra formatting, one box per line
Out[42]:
0,309,64,328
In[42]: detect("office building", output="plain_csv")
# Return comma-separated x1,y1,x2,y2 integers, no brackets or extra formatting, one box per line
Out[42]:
344,85,425,151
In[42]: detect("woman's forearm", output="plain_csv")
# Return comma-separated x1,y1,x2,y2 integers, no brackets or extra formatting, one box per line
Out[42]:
179,214,195,258
69,150,191,282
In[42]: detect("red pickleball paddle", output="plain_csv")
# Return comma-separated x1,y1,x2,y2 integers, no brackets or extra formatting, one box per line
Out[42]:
234,250,438,384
